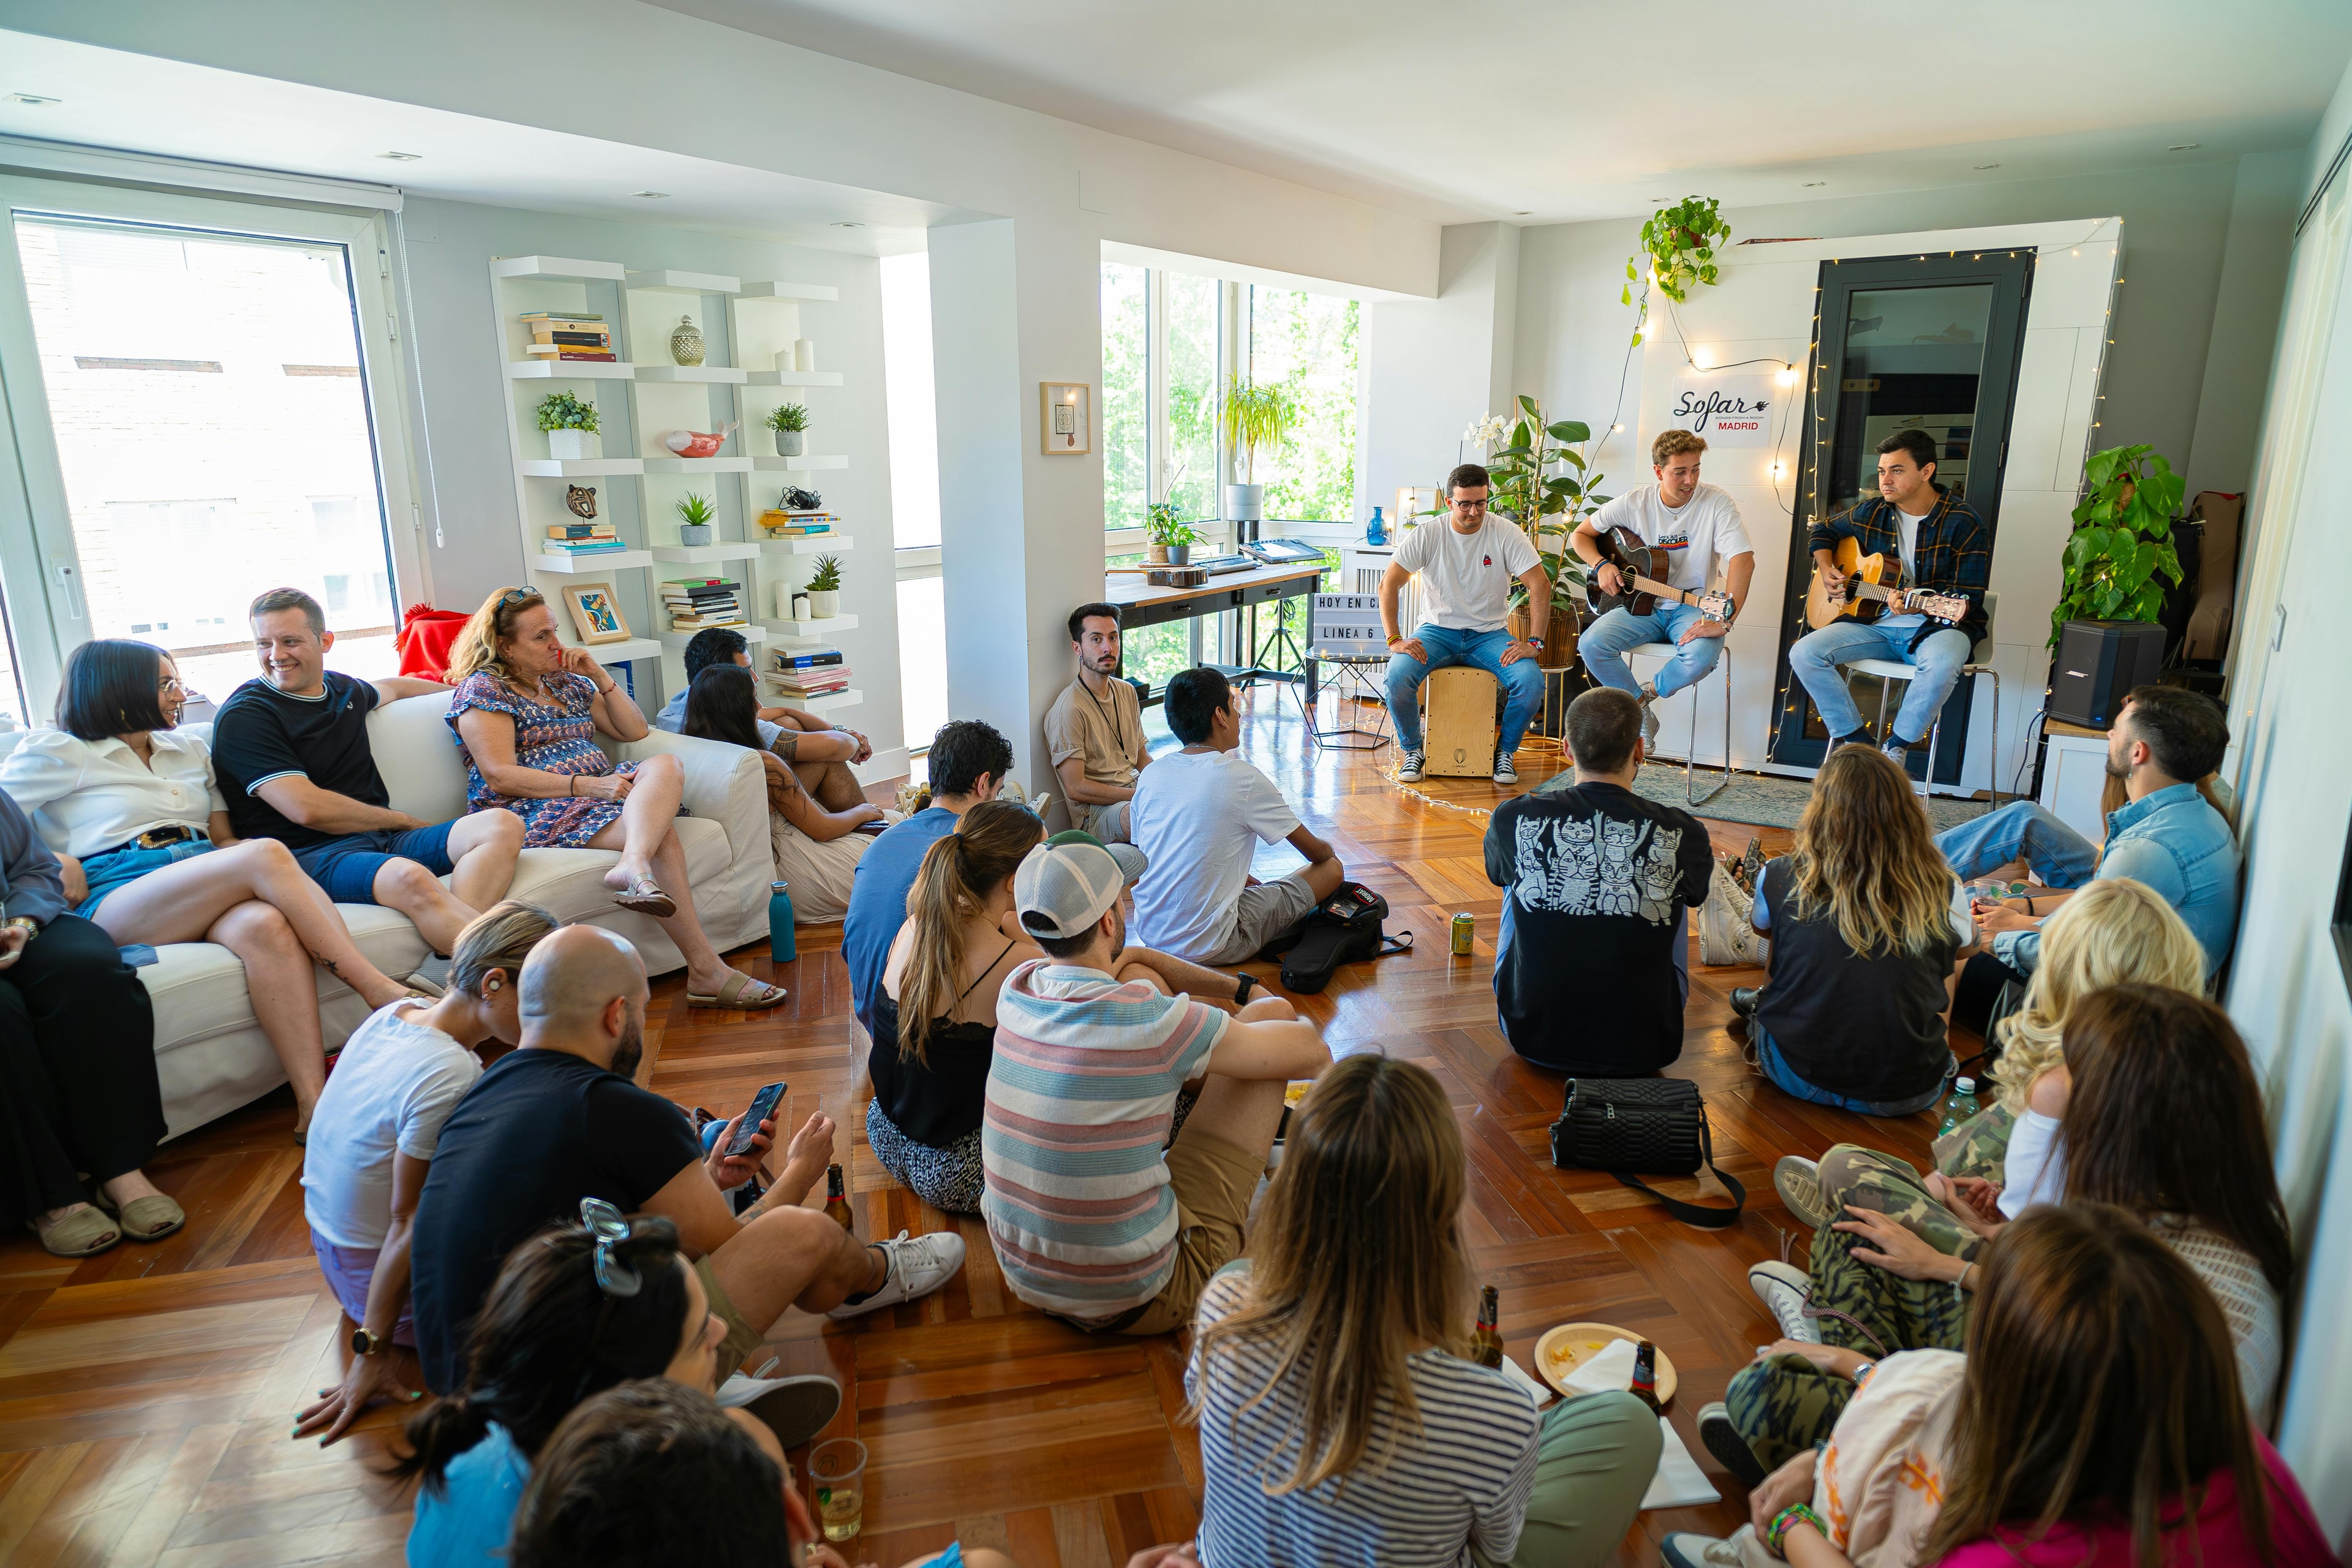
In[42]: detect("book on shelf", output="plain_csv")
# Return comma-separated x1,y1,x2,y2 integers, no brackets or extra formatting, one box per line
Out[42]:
531,331,613,347
771,649,845,669
519,312,607,324
671,616,748,630
547,522,618,538
756,510,836,536
524,350,619,363
663,592,739,606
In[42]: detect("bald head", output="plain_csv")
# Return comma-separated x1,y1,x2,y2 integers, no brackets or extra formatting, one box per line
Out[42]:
519,926,650,1070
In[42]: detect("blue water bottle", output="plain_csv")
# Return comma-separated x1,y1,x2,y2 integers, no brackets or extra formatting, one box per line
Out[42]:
768,880,796,964
1366,505,1386,545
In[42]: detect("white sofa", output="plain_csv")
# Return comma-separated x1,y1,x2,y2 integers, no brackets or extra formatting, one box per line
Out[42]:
0,693,772,1140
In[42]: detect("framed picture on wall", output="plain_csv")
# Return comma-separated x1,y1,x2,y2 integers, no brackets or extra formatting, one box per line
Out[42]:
559,581,632,644
1041,382,1091,455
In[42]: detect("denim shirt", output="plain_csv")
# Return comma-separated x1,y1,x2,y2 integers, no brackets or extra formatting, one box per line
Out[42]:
1994,782,2239,976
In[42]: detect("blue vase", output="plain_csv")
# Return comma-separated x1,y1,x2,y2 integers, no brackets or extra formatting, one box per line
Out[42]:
1366,506,1386,546
768,881,796,964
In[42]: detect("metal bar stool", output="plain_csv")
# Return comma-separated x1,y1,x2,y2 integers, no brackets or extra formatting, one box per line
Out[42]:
1626,641,1732,807
1837,590,2002,801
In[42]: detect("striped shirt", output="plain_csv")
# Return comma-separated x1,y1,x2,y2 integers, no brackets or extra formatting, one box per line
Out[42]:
1188,1265,1540,1568
981,961,1227,1320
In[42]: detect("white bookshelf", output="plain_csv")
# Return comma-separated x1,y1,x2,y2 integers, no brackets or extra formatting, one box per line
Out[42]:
520,457,645,478
645,455,756,474
742,369,844,388
799,688,863,714
625,268,741,295
508,359,635,381
633,364,748,385
651,541,763,564
761,534,852,556
660,623,767,650
750,454,850,472
535,549,654,574
495,256,627,282
740,280,839,302
576,636,666,665
769,612,859,640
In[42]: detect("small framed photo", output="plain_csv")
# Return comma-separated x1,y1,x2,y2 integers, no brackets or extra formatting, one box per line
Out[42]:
1041,382,1091,456
560,581,631,644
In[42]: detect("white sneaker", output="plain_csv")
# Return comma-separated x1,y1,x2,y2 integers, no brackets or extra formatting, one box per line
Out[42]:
1748,1259,1822,1343
715,1372,841,1449
826,1229,967,1319
1662,1534,1745,1568
1396,749,1425,783
1773,1155,1832,1231
1491,752,1518,785
1641,703,1660,747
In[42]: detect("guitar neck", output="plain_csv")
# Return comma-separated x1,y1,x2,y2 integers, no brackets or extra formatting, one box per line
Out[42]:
1626,575,1695,606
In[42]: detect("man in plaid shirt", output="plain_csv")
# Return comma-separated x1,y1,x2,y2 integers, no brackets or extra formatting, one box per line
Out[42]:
1789,429,1989,763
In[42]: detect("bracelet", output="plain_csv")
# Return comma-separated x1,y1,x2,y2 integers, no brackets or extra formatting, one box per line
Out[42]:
1767,1502,1827,1556
2023,895,2035,916
1849,1359,1876,1386
568,775,577,796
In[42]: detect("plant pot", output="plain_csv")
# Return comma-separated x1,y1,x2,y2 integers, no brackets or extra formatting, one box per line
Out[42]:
773,430,805,458
807,589,840,619
1165,545,1191,566
1225,483,1265,522
1147,543,1169,564
1509,606,1579,671
548,429,598,461
679,523,714,546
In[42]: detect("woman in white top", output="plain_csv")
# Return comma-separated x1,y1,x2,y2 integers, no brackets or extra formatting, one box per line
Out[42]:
296,900,556,1445
0,640,421,1139
1130,1055,1659,1568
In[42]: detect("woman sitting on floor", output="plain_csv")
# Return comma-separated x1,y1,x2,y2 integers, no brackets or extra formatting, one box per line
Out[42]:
868,799,1042,1213
442,587,783,1009
1667,1205,2334,1568
1927,876,2206,1183
0,638,429,1141
295,900,557,1446
1738,745,1975,1116
1708,982,2295,1484
679,662,884,925
1138,1053,1660,1568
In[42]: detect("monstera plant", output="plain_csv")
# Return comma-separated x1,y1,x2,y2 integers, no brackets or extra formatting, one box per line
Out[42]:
2051,443,2184,649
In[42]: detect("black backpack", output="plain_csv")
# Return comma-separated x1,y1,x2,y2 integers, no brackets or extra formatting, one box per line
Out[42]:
1255,882,1411,993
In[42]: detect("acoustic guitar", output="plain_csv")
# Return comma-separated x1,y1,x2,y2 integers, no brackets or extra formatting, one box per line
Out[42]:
1803,535,1970,630
1581,525,1735,622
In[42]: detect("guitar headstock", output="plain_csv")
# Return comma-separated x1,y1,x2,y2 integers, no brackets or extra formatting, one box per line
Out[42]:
1695,589,1735,622
1904,590,1970,624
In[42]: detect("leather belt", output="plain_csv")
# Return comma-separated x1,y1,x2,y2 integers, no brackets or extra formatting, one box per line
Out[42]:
130,824,205,850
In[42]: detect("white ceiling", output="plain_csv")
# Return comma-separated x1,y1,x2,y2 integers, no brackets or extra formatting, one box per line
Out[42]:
650,0,2352,223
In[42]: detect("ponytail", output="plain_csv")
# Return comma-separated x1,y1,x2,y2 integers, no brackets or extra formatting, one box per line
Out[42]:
395,1393,496,1495
892,800,1044,1064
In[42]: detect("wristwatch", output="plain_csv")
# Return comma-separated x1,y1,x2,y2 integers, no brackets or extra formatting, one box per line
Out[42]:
350,1326,389,1357
5,916,37,939
1233,972,1257,1005
1525,636,1545,650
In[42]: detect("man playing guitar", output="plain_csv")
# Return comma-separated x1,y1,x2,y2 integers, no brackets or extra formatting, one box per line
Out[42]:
1788,428,1989,765
1571,429,1755,746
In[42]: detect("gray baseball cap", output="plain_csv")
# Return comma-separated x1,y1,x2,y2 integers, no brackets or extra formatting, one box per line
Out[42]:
1016,831,1148,940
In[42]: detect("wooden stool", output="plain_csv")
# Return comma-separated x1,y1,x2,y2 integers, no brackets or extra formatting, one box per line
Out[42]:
1420,665,1499,777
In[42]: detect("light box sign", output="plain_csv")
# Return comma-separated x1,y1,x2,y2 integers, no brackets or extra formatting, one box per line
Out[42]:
1309,594,1389,660
1667,373,1774,447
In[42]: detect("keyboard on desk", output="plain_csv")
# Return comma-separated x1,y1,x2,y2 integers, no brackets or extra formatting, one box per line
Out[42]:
1191,553,1257,575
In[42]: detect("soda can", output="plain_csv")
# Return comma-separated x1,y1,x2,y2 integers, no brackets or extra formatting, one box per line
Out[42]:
1450,912,1474,956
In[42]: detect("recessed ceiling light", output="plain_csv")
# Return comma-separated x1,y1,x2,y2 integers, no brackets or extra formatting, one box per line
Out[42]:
1973,162,2001,170
2166,143,2201,152
628,190,669,200
1802,181,1827,187
831,221,865,228
4,93,61,107
376,151,422,161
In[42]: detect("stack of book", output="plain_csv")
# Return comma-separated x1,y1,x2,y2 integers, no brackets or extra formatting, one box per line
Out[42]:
662,576,746,630
521,312,616,362
756,510,837,538
545,522,627,557
767,647,851,699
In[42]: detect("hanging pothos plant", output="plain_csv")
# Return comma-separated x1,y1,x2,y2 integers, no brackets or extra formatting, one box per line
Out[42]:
2050,444,2184,649
1621,195,1732,345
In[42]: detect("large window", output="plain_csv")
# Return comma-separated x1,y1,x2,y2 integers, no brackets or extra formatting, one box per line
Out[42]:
882,250,946,751
1246,285,1359,522
1101,262,1150,532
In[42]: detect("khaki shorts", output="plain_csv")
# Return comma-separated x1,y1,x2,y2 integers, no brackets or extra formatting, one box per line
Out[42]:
1198,870,1319,966
1085,1122,1264,1338
694,1253,767,1385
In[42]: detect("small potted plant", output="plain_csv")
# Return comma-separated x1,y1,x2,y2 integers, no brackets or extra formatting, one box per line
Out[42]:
1145,500,1199,565
676,491,717,546
536,390,600,461
805,553,843,619
764,402,809,458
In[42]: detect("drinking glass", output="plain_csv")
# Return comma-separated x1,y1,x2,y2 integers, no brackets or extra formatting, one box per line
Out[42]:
809,1438,868,1541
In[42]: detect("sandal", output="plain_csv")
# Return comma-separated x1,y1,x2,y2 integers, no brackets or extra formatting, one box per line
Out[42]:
687,970,788,1011
32,1204,121,1258
611,877,678,920
95,1190,186,1243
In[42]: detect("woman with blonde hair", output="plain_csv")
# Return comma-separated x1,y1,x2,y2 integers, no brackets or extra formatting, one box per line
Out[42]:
1148,1054,1660,1568
867,800,1046,1212
442,588,782,1009
1738,745,1975,1116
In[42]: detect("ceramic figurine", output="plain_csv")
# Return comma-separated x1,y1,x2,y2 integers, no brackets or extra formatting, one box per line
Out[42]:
670,315,705,366
662,420,739,458
566,485,598,519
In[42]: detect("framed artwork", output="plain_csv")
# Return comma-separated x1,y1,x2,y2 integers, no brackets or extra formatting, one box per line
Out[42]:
560,581,631,644
1041,382,1091,456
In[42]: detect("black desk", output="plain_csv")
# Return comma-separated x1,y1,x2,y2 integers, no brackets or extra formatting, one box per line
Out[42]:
1105,562,1324,692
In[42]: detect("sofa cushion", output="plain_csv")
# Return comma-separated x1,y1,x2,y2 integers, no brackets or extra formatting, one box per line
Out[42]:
500,820,733,925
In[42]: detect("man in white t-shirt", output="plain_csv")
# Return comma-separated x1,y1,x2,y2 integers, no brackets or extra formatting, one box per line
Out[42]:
1379,463,1551,785
1572,429,1755,746
1128,667,1346,964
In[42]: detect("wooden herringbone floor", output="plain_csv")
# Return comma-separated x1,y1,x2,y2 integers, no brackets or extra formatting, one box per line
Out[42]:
0,686,1953,1566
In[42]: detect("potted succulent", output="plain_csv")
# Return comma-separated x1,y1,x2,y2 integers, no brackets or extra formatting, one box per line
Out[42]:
675,491,717,546
805,553,843,619
765,401,809,458
1145,500,1198,565
536,390,601,461
1221,378,1301,522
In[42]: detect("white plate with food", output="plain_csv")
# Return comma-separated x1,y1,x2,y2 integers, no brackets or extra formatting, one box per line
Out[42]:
1532,1321,1679,1404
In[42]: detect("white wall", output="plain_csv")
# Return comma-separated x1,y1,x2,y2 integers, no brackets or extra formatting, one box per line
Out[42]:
1362,222,1520,530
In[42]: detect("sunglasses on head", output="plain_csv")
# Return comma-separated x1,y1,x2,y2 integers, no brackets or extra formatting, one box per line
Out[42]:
578,1196,643,1298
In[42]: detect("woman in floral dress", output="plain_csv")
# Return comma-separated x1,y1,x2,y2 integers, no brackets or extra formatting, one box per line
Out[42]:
443,588,784,1009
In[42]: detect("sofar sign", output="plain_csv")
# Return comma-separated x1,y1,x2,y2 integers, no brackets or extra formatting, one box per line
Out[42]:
1667,374,1773,446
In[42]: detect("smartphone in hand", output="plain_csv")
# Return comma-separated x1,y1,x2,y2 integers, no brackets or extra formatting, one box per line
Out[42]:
723,1080,788,1158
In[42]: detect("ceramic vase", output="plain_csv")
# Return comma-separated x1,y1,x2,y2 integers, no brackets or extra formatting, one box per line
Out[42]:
670,315,705,366
1225,483,1265,521
548,428,598,460
774,430,805,457
679,523,714,546
807,589,840,619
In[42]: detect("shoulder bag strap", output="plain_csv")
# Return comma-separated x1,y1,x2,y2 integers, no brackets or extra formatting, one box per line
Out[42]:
1610,1109,1746,1229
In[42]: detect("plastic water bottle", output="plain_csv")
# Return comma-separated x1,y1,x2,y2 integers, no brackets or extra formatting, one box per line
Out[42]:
1366,505,1387,545
1938,1076,1980,1137
768,880,796,964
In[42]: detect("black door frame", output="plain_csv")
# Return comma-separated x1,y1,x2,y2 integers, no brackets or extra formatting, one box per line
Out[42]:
1766,249,2036,782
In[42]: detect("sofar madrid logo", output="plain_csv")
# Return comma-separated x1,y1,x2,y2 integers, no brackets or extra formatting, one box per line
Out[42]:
1667,374,1773,447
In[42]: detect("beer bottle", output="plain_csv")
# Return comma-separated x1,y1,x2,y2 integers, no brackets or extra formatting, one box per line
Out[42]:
823,1163,854,1232
1473,1286,1505,1370
1629,1338,1662,1412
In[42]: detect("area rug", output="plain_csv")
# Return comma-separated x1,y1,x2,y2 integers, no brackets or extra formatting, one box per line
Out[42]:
1581,763,1995,832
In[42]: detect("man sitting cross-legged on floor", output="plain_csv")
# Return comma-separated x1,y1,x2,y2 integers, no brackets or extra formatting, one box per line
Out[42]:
1484,687,1711,1075
210,587,524,958
654,626,875,815
409,924,965,1398
1128,666,1344,966
1044,601,1153,843
982,835,1332,1336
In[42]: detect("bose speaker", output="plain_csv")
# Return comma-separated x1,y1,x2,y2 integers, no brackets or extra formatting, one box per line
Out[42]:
2048,620,2166,728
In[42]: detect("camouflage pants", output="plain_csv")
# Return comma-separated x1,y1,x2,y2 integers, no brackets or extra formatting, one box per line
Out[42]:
1726,1147,1975,1468
1932,1101,2016,1183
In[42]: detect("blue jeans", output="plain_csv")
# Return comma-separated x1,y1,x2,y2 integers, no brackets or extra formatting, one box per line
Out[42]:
1756,1027,1953,1117
1384,625,1546,754
1578,601,1724,699
1787,622,1972,743
75,838,217,918
1935,802,2098,889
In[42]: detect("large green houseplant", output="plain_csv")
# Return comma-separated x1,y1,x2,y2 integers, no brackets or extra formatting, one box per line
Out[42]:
2050,443,2184,649
1221,377,1302,522
1479,395,1608,659
1621,195,1731,345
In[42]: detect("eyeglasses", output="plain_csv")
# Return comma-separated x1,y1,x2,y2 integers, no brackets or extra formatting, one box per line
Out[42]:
579,1196,643,1298
1453,498,1488,511
157,677,186,696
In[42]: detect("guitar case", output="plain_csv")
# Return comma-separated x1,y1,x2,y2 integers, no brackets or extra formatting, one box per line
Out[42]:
1254,882,1412,993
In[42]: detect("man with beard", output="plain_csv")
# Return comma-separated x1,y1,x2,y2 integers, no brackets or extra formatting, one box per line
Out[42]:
1043,603,1152,842
409,927,965,1394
